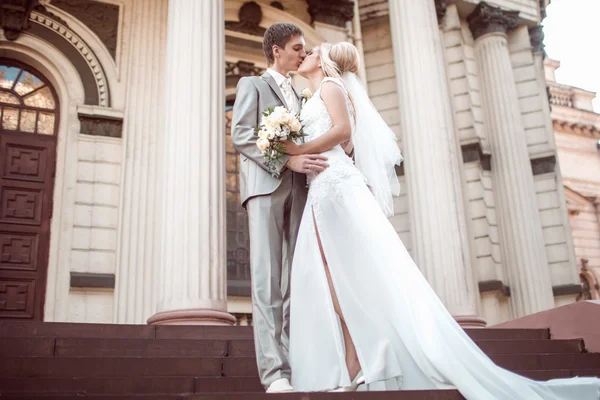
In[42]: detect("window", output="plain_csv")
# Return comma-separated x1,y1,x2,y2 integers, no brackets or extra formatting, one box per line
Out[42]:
0,62,59,136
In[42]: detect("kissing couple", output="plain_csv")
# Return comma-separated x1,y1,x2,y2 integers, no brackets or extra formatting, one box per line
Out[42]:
231,22,600,398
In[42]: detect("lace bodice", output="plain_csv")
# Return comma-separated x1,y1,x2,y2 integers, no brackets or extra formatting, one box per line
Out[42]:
300,77,365,203
301,77,354,142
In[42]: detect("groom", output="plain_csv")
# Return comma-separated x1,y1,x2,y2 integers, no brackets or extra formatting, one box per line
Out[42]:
231,23,329,393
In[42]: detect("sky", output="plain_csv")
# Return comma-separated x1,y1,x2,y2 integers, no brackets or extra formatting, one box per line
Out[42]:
543,0,600,112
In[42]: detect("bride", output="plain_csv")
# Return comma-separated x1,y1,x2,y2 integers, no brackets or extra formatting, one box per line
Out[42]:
281,41,600,399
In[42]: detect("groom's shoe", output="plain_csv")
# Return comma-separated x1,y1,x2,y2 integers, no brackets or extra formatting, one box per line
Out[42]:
266,378,294,393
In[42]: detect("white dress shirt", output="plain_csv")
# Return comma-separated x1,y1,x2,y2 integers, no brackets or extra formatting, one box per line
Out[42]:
266,68,299,115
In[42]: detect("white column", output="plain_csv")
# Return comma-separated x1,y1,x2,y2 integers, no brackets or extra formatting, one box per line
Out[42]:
530,25,579,287
148,0,235,325
388,0,482,325
352,0,368,87
114,0,167,324
468,3,554,316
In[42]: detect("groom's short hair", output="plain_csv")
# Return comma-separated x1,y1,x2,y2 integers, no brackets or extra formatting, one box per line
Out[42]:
263,23,304,65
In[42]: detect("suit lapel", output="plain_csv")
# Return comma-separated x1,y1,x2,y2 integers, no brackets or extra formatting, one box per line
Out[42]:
262,72,289,109
292,85,301,101
292,85,302,111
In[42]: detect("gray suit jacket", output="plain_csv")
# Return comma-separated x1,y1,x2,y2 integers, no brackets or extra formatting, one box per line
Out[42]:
232,72,306,208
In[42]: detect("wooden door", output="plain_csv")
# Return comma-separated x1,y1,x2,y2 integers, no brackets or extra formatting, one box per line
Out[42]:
0,61,59,320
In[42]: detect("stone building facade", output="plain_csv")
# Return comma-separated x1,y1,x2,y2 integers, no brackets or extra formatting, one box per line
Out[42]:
544,58,600,301
0,0,581,327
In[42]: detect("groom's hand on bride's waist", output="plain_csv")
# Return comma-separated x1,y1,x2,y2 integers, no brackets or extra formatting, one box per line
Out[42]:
286,155,329,175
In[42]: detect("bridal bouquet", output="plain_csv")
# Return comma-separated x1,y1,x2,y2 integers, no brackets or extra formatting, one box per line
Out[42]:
256,106,305,177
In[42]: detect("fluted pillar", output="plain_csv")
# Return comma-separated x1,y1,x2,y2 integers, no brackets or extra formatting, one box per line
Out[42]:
468,3,554,316
148,0,235,325
388,0,483,325
114,0,167,324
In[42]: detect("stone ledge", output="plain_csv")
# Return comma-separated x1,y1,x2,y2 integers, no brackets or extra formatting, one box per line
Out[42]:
479,280,511,297
552,284,583,297
70,272,115,289
531,155,556,175
461,142,492,171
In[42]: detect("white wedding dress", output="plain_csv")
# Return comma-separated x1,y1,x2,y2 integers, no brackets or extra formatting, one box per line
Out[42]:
288,77,600,399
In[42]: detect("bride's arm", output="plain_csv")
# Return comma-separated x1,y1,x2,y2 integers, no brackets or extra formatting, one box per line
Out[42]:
284,82,352,155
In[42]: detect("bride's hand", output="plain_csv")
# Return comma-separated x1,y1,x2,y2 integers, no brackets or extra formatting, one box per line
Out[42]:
281,140,303,155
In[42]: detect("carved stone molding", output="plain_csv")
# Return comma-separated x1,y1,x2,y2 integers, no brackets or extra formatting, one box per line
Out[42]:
50,0,119,60
467,2,519,40
528,25,545,54
307,0,354,28
225,1,266,36
435,0,447,24
79,114,123,138
0,0,65,40
226,60,263,77
225,60,264,88
530,155,556,175
0,0,37,40
30,11,109,106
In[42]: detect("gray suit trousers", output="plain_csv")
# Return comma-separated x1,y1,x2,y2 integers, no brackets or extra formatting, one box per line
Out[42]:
246,169,306,388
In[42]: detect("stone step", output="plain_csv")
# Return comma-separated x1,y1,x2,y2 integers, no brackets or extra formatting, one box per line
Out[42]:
0,377,263,394
186,393,466,400
4,370,599,395
476,339,584,354
222,338,586,357
0,337,583,358
221,354,600,376
0,357,223,378
0,322,254,340
0,377,194,395
0,321,549,341
0,337,56,357
0,390,466,400
492,353,600,370
4,354,597,379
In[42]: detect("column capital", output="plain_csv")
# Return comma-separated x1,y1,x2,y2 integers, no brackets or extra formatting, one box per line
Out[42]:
435,0,447,24
467,2,519,40
528,25,545,54
307,0,354,28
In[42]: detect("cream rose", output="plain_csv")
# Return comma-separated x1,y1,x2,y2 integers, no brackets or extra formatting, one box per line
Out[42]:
257,137,270,152
264,115,279,129
258,129,269,140
290,119,302,132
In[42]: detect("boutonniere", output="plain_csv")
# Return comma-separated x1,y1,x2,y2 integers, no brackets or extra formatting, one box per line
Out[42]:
301,88,313,106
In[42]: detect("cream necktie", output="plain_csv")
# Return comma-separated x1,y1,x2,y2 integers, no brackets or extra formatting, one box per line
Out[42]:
281,77,298,115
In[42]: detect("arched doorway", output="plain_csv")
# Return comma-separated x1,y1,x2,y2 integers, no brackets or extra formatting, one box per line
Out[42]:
0,59,59,320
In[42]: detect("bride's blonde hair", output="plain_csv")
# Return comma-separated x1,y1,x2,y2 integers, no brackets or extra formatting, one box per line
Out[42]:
319,42,360,121
319,42,360,78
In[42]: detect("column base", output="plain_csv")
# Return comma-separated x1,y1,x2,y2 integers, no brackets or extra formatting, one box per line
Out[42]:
454,315,487,328
147,309,237,326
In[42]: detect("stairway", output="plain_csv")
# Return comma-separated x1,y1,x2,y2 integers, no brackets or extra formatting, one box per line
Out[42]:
0,321,599,399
